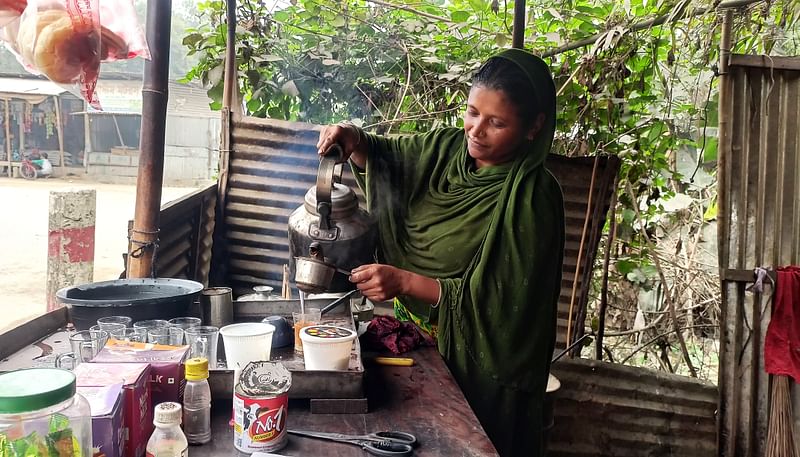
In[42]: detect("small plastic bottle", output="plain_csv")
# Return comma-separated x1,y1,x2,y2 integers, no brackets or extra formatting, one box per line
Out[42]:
146,402,188,457
183,357,212,444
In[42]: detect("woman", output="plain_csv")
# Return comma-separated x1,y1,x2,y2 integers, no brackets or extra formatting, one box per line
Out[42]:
317,49,564,457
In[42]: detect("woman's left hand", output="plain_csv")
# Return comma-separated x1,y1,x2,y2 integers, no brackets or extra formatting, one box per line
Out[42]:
349,264,410,302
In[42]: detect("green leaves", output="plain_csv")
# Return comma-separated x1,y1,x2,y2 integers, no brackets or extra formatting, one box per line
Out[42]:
331,15,347,27
451,10,470,23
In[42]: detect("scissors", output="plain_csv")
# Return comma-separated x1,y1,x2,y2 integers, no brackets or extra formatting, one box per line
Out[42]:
288,429,417,456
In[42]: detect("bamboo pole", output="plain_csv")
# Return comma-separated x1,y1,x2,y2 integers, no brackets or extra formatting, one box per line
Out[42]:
127,0,172,278
53,96,65,169
716,10,736,455
717,9,733,273
512,0,526,49
222,0,239,113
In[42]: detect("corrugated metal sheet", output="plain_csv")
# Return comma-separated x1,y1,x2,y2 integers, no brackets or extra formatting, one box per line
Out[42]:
220,115,362,296
128,184,217,285
548,155,620,350
219,114,618,349
549,358,718,456
718,54,800,457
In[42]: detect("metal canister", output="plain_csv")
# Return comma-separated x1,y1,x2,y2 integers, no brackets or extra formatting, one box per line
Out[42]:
200,287,234,328
233,361,292,453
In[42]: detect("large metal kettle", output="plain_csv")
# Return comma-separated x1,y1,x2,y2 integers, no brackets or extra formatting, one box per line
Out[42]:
288,145,376,293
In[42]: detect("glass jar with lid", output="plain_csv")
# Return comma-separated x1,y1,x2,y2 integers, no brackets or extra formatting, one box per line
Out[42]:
0,368,92,456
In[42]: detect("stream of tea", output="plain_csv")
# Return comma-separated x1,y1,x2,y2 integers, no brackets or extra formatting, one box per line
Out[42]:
299,290,306,316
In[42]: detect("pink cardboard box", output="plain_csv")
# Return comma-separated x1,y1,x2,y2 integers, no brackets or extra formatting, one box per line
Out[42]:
93,340,190,406
75,362,153,457
77,384,125,457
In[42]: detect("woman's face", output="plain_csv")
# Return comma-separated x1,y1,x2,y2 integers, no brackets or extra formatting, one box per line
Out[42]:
464,85,539,168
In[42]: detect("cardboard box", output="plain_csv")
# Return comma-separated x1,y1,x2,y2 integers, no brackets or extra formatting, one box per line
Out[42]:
75,363,153,457
77,384,125,457
93,340,190,406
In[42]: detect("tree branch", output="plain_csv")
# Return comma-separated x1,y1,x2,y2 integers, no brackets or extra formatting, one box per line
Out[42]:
540,0,766,58
365,0,494,34
391,43,413,130
620,324,718,365
625,181,698,377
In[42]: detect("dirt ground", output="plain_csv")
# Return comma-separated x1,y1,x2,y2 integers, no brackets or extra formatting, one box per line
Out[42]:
0,176,198,332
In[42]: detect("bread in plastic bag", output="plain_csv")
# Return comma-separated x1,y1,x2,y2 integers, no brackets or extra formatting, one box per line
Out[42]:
0,0,25,28
14,0,102,106
0,0,150,109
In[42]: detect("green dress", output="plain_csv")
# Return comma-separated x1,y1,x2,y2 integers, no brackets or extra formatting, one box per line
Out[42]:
353,49,564,457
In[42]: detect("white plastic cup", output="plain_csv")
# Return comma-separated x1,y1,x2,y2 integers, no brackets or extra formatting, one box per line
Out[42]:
219,322,275,370
299,325,357,371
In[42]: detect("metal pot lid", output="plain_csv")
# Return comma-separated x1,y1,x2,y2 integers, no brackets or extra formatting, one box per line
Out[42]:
304,183,359,217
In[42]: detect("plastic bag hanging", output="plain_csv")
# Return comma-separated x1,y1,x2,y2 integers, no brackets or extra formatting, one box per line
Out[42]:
0,0,150,109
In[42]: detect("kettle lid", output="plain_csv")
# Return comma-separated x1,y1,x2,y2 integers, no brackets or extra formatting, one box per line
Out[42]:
304,183,358,217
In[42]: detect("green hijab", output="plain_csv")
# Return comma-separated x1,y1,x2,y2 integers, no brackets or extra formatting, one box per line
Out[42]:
356,49,564,392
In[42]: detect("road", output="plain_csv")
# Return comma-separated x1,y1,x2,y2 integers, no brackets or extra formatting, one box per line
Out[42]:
0,177,198,332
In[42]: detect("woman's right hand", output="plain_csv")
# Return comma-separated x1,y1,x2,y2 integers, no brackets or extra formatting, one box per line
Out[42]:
316,123,365,167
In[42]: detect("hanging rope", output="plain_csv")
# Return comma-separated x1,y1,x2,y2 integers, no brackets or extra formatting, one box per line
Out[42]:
129,228,160,279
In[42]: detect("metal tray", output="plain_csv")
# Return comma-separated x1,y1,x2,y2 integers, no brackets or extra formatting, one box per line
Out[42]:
208,297,365,400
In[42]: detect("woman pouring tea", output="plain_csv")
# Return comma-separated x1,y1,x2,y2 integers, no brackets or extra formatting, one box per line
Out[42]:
317,48,564,457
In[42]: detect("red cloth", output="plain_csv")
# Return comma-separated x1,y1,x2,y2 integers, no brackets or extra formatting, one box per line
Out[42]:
362,315,434,355
765,266,800,381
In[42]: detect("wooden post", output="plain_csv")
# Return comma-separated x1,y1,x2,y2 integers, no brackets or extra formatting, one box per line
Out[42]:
3,99,10,177
127,0,172,278
54,96,65,169
83,112,91,170
18,103,24,173
47,190,96,311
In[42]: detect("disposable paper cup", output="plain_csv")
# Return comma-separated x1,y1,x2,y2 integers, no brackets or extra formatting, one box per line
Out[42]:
219,322,275,370
299,325,357,371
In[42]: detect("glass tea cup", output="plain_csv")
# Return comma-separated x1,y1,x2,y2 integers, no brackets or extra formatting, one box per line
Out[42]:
56,330,109,370
184,326,219,369
133,319,170,338
292,307,321,354
148,327,185,346
110,327,144,343
97,316,132,330
91,323,125,337
168,317,202,335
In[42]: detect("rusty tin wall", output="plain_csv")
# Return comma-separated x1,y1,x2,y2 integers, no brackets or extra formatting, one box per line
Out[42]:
547,155,620,351
219,114,364,297
219,114,618,348
128,184,216,285
718,54,800,457
550,358,718,456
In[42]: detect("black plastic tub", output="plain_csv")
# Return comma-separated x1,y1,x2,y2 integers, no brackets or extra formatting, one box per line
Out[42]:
56,278,204,330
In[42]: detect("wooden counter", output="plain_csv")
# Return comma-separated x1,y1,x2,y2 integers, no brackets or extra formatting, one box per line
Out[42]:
193,346,498,456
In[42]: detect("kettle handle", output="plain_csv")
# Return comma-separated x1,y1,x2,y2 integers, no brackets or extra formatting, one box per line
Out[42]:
316,144,343,230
